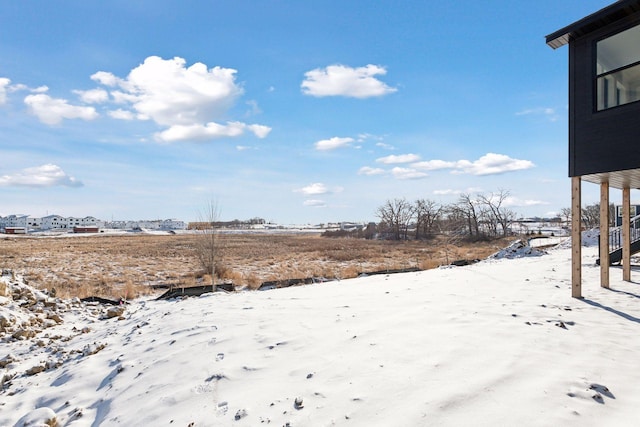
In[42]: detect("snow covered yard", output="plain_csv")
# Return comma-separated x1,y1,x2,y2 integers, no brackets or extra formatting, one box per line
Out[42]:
2,245,640,426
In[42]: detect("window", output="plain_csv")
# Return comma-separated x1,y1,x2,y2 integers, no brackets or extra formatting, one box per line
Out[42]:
616,205,638,219
596,24,640,111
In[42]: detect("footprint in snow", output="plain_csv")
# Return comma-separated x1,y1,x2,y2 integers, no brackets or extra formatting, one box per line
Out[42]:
547,319,575,329
216,401,228,416
589,383,615,399
566,381,614,403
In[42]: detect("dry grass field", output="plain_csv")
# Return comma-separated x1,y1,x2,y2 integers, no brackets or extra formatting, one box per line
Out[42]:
0,232,516,299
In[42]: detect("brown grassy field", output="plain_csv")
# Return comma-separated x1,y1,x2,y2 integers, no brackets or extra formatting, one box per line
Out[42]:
0,232,516,299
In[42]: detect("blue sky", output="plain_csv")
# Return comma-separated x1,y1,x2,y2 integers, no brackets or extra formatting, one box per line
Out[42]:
0,0,621,224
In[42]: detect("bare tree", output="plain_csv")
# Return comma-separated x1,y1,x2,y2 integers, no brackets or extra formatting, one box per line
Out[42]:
456,193,482,238
442,229,463,265
440,204,468,237
560,207,572,227
414,199,442,239
569,202,617,229
582,203,600,229
609,202,616,227
478,189,516,237
363,222,377,240
194,201,224,278
376,198,415,240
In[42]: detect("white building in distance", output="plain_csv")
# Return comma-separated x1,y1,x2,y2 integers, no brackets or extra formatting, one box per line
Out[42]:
103,219,186,230
0,214,185,232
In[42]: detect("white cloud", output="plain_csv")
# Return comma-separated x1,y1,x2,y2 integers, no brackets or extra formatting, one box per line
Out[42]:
155,121,271,143
516,107,555,116
358,166,385,176
105,56,242,126
92,56,270,142
301,64,397,98
296,183,329,195
246,124,271,138
90,71,121,87
303,199,327,207
24,93,98,125
364,153,534,181
455,153,534,176
433,189,461,195
1,78,39,104
110,90,139,105
503,197,549,207
155,122,243,142
376,153,420,164
245,99,262,115
315,136,354,151
0,78,10,104
354,133,386,149
412,160,456,171
0,164,83,187
433,187,483,196
375,142,395,150
74,88,109,104
406,153,534,176
108,109,135,120
391,167,428,180
236,145,257,151
516,107,560,122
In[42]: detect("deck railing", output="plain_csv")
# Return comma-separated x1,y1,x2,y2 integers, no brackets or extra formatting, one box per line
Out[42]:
608,213,640,252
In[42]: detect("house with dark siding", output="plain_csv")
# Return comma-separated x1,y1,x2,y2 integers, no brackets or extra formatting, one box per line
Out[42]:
547,0,640,297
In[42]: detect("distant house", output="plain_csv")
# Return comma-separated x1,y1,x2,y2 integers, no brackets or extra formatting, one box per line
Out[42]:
104,219,186,230
1,213,181,232
72,216,103,228
615,203,640,226
159,219,186,230
547,0,640,297
340,222,365,232
26,217,42,229
41,214,67,230
0,214,29,229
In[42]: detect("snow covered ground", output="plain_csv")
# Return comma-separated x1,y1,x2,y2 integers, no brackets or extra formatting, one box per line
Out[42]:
2,242,640,426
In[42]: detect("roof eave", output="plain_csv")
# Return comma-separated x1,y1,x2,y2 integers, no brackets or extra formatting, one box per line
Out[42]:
546,0,640,49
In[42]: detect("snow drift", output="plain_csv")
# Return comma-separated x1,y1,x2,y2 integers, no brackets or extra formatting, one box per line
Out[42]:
2,245,640,426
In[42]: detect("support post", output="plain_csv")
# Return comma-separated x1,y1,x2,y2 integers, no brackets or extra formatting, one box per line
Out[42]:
572,176,582,298
599,182,609,288
623,187,631,281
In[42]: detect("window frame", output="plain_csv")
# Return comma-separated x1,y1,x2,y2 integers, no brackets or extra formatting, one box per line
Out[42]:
594,23,640,112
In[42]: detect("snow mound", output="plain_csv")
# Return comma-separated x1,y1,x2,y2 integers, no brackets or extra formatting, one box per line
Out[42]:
490,240,547,259
14,407,57,427
581,229,600,247
1,268,128,426
557,228,600,249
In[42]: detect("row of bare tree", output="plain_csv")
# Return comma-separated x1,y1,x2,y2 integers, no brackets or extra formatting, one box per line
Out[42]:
558,203,616,230
375,190,516,241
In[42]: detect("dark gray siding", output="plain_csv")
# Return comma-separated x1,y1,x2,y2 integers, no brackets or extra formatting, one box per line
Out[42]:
569,15,640,177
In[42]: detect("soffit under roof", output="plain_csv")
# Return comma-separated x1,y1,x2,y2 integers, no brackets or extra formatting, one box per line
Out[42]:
582,168,640,189
546,0,640,49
